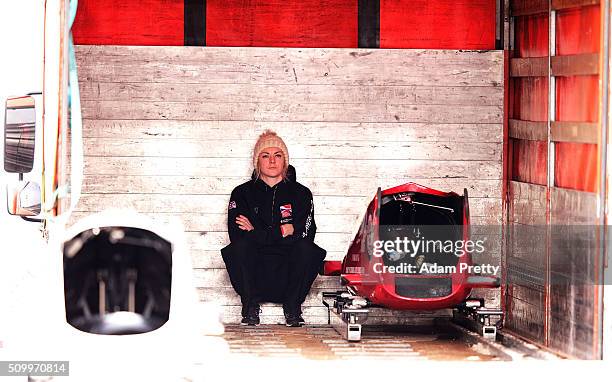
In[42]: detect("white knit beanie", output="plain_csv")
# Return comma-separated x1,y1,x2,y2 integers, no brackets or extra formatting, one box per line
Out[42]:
253,130,289,170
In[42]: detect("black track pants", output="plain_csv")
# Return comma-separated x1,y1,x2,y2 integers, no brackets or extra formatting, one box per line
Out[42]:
221,238,326,313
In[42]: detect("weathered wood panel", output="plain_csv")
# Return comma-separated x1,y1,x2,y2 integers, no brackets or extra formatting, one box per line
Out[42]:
511,139,548,185
549,188,600,359
82,138,501,161
551,53,599,76
76,45,502,66
511,0,548,16
505,285,546,341
552,0,600,11
510,57,548,77
191,250,347,269
77,61,502,87
199,286,496,317
507,5,548,346
80,100,502,124
190,232,350,254
547,3,601,358
74,194,502,219
551,121,599,144
508,181,547,225
71,211,358,234
83,120,503,143
79,175,503,197
507,3,603,358
76,46,503,86
506,181,547,343
194,268,340,290
75,45,503,323
80,82,504,106
219,305,451,325
512,77,548,121
200,286,342,308
509,119,547,141
81,157,502,179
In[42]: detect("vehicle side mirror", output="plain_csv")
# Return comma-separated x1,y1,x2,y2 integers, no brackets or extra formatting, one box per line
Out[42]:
6,181,41,216
4,96,36,173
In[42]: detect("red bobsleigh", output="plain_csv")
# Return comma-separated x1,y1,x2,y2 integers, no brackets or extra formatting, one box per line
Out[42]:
321,182,501,340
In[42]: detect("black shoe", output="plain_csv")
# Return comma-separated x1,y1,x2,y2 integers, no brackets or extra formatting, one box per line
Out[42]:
284,308,305,327
296,315,305,326
246,305,261,326
240,304,249,325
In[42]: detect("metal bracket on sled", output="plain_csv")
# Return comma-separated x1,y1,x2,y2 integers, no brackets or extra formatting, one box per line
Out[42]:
322,291,369,341
453,298,504,340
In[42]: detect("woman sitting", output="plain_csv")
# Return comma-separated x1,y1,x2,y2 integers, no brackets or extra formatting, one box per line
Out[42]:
221,130,326,326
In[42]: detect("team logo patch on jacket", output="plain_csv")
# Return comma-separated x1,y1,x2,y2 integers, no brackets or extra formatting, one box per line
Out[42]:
280,204,292,218
228,200,236,210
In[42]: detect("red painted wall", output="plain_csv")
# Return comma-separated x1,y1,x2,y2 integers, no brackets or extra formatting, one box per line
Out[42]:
206,0,357,47
555,143,598,192
510,5,600,192
380,0,496,49
513,77,548,122
73,0,497,49
512,140,547,185
556,5,600,56
554,5,600,192
511,12,549,185
515,13,549,58
73,0,184,46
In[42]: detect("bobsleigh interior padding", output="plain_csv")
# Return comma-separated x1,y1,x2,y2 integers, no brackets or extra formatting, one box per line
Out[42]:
63,227,172,335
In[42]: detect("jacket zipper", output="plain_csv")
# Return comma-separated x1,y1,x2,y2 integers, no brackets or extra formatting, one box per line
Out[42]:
271,185,277,225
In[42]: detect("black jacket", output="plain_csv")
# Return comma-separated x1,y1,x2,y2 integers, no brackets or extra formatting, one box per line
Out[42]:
227,166,316,246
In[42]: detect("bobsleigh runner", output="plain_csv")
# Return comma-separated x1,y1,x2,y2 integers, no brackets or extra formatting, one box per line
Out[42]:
320,183,503,341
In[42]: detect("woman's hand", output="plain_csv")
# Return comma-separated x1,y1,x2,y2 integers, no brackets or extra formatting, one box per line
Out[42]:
236,215,254,231
281,224,294,237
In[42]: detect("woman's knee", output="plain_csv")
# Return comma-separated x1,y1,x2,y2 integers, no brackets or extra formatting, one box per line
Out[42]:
290,239,312,255
224,239,258,267
227,237,255,255
290,240,326,261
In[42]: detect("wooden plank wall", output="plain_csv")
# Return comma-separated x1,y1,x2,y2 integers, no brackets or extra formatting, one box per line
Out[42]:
74,45,503,324
550,3,601,359
506,181,547,342
507,7,549,345
549,188,599,359
508,0,603,359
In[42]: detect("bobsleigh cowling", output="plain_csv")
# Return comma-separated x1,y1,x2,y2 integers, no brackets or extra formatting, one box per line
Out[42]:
322,182,500,311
